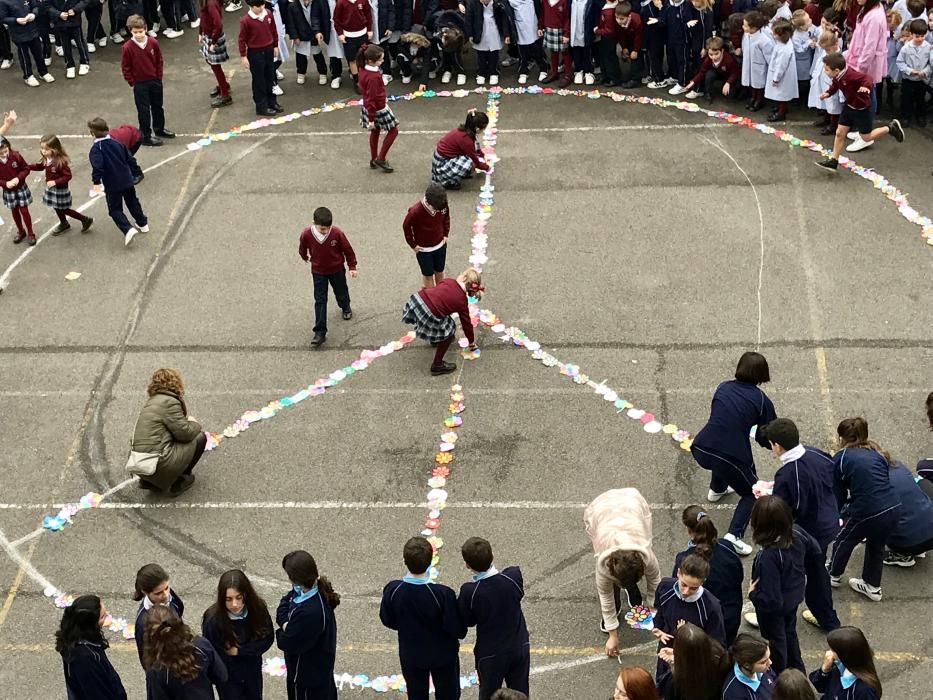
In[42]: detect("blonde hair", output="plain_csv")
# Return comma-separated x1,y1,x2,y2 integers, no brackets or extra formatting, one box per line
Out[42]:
147,368,184,397
818,28,839,50
791,9,809,27
691,0,713,10
885,8,901,27
39,134,69,168
461,268,483,299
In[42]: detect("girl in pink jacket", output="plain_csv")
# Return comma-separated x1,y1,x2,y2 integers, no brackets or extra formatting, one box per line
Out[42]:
846,0,888,94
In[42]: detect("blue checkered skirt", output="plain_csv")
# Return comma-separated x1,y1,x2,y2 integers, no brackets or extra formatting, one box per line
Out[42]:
402,292,456,343
42,185,72,209
360,106,400,131
3,185,32,209
543,27,565,53
431,150,474,186
200,33,229,64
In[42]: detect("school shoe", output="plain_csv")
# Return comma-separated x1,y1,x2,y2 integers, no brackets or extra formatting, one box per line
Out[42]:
668,83,687,95
490,74,499,86
0,59,11,70
583,72,594,85
137,478,158,490
211,94,232,107
53,47,62,58
210,86,220,97
887,119,904,142
430,361,457,376
52,222,72,236
42,72,55,83
78,63,89,75
848,578,882,602
518,73,527,84
330,76,341,88
802,609,821,628
87,42,96,53
66,66,76,79
97,36,107,47
766,111,785,123
26,234,36,246
883,551,916,567
124,228,139,247
647,80,665,89
748,99,763,112
706,486,734,502
685,90,700,99
815,157,838,172
743,611,759,628
372,159,394,173
820,124,836,135
500,56,516,67
142,135,163,146
319,74,330,85
163,28,184,38
723,533,753,556
272,83,284,95
138,223,150,233
456,73,466,85
152,22,160,32
190,18,200,28
297,74,306,84
80,216,94,232
845,135,872,152
311,332,326,346
829,574,841,587
401,74,411,84
558,74,572,87
12,230,26,244
169,474,195,496
156,129,176,138
147,29,157,37
573,71,583,84
441,70,452,83
225,0,243,10
271,103,285,113
476,75,485,85
275,68,284,80
256,107,277,116
443,181,462,190
25,75,40,87
111,33,125,43
541,71,557,84
661,77,677,87
342,309,353,320
846,131,858,141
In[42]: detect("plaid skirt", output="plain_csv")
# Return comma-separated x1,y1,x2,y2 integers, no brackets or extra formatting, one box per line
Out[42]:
401,293,456,343
200,33,229,65
543,27,565,53
360,106,400,131
42,185,72,209
3,186,32,209
431,150,474,186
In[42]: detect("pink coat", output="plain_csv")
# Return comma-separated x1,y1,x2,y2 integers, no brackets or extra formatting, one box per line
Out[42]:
846,3,888,84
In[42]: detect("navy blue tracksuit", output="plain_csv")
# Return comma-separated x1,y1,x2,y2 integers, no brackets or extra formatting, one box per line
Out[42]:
202,613,274,700
458,567,529,700
791,524,840,631
829,447,901,589
749,536,806,675
653,576,725,687
380,578,466,700
145,636,228,700
275,589,338,700
673,541,743,644
640,0,665,81
809,665,880,700
887,462,933,556
721,666,777,699
691,380,777,538
659,0,695,86
62,641,128,700
89,135,147,237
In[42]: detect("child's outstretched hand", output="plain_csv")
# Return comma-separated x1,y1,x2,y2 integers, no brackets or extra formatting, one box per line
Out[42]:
349,269,359,278
652,628,673,644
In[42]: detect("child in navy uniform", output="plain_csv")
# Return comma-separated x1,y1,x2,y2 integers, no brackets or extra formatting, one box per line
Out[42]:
643,0,667,88
882,459,933,567
88,117,149,247
133,562,185,698
457,537,530,700
298,206,357,348
143,606,228,699
659,0,694,93
57,595,128,700
380,537,466,700
810,627,881,700
276,550,339,700
721,634,777,700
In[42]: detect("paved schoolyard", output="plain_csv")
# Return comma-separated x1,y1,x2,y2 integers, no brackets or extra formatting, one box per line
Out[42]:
0,28,931,699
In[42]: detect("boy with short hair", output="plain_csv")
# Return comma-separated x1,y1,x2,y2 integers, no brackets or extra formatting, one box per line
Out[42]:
120,15,175,147
815,52,904,172
108,123,145,184
379,537,466,700
896,19,931,128
458,537,530,700
403,183,450,290
681,36,739,103
298,206,357,347
238,0,281,117
614,2,643,89
87,117,149,248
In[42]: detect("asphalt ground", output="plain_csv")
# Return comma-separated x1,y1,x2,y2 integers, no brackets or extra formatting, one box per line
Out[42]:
0,25,932,699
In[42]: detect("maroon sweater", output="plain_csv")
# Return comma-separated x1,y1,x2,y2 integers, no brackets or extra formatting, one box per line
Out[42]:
594,6,620,39
109,124,142,149
298,225,358,275
436,129,489,170
617,12,642,51
28,159,73,187
120,38,163,85
199,0,224,42
825,65,872,110
0,151,30,192
403,200,451,249
358,66,387,119
690,51,740,86
238,9,278,55
333,0,372,35
539,0,570,33
418,278,474,344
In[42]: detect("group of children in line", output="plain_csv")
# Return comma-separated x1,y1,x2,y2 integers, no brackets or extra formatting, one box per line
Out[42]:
58,540,532,700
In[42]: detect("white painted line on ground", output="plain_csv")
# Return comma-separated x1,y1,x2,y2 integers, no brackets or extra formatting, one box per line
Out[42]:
0,527,59,592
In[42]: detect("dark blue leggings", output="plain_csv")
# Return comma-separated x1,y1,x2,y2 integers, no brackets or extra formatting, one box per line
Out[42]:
691,445,756,538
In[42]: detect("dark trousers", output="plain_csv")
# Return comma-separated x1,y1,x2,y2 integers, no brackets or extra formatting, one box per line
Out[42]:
104,185,146,234
901,79,926,122
722,602,741,646
400,660,461,700
133,79,165,137
805,538,840,631
295,51,328,76
475,49,499,78
127,140,144,180
60,25,90,67
0,25,11,61
247,46,275,111
143,0,160,27
517,39,547,76
612,581,644,611
182,432,207,476
596,37,621,85
828,506,900,588
219,672,262,700
691,445,757,538
703,71,724,97
570,45,592,72
476,647,530,700
622,51,644,82
15,38,47,79
37,15,53,59
312,271,350,335
646,41,664,81
755,608,803,675
86,1,106,42
890,535,933,557
667,41,688,85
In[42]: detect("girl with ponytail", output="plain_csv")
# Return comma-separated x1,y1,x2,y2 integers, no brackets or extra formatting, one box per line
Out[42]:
57,595,127,699
357,43,400,172
430,110,491,190
674,506,744,645
276,550,340,699
721,633,776,699
143,606,228,699
810,626,882,699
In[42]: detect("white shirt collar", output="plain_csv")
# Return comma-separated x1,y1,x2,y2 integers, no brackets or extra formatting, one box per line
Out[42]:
364,64,380,72
311,225,330,244
94,135,112,143
248,7,268,19
780,444,806,465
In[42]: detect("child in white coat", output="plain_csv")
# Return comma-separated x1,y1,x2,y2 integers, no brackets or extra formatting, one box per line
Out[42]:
765,19,797,121
741,11,773,111
791,10,818,100
509,0,550,83
809,30,843,134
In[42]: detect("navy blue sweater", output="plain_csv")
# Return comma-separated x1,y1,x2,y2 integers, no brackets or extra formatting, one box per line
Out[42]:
653,577,725,684
380,579,466,668
809,666,880,700
749,535,806,616
0,0,40,42
135,592,186,668
887,462,933,550
89,136,135,193
201,612,274,691
62,641,127,700
693,380,776,467
672,541,744,623
145,636,228,700
721,667,777,699
773,445,840,549
832,447,899,519
275,589,337,693
457,566,529,659
660,0,696,46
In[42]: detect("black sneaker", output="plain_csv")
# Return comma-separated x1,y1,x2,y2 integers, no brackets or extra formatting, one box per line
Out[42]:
311,332,326,346
52,222,71,236
81,216,94,232
342,309,352,320
142,135,163,147
155,128,176,138
12,230,26,244
430,361,457,376
372,159,394,173
815,157,838,172
27,234,36,246
888,119,904,142
766,112,785,123
370,159,377,169
256,108,277,116
138,478,159,490
169,474,195,497
210,86,219,98
271,103,285,114
211,94,232,108
820,124,836,135
883,551,916,567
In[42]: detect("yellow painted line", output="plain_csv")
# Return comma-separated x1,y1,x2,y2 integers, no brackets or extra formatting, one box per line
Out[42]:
0,539,39,628
813,346,836,445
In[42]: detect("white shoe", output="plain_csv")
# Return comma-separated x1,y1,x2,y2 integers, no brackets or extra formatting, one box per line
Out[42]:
685,90,700,99
124,228,138,247
490,74,498,85
152,22,160,32
224,0,242,10
98,36,107,46
428,70,436,79
164,28,184,39
181,13,189,21
456,73,466,85
46,56,54,65
401,75,411,84
743,612,759,628
87,42,96,53
25,75,40,87
647,80,665,88
641,76,649,84
42,72,55,83
382,73,392,85
500,56,516,67
54,46,63,57
476,75,485,85
668,83,687,95
275,68,284,80
330,76,341,88
272,83,283,95
829,575,842,588
296,74,306,84
78,64,89,75
848,578,882,602
190,18,200,28
318,74,328,85
724,533,753,556
138,223,149,233
801,609,820,628
846,136,873,153
111,33,125,44
573,71,583,84
538,70,548,82
147,29,157,37
0,59,11,70
707,486,734,502
846,131,858,141
584,72,594,85
441,70,451,83
662,77,677,87
518,73,527,84
66,66,76,79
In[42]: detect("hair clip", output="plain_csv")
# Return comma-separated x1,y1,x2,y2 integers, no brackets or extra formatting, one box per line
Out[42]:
696,511,707,521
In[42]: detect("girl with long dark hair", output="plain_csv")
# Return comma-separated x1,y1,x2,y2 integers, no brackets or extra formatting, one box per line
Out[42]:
772,669,817,700
134,562,186,697
809,626,882,699
143,606,228,698
658,623,729,700
202,569,275,699
430,110,492,190
57,595,127,699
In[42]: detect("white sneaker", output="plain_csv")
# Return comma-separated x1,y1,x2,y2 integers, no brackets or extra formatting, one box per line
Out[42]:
647,80,665,89
164,28,184,39
272,83,283,95
584,72,594,85
224,0,242,10
641,76,649,84
662,77,677,87
846,131,858,141
97,36,107,47
87,42,96,53
518,73,527,84
476,75,485,85
111,33,125,44
401,75,411,84
25,75,40,87
297,74,306,84
138,223,150,233
848,578,882,602
54,46,63,57
190,18,200,28
538,70,548,82
78,64,89,75
573,71,583,84
330,76,341,88
707,486,735,502
724,533,754,556
685,90,700,99
275,68,284,80
456,73,466,85
441,70,452,83
490,74,498,85
181,13,189,21
66,66,76,79
152,22,160,32
124,228,139,247
382,73,392,85
829,575,842,588
428,70,436,79
801,609,820,627
0,59,11,70
42,72,55,83
147,29,157,37
668,83,687,95
846,136,873,153
318,74,328,85
743,611,759,628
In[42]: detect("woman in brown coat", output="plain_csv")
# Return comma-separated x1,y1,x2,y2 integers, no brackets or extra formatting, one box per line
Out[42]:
132,368,207,496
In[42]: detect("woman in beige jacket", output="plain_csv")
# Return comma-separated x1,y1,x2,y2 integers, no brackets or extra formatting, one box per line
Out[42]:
584,488,662,657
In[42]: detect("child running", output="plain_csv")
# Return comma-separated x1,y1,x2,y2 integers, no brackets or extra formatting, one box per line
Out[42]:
88,117,149,247
0,136,35,245
29,135,93,236
431,110,491,191
358,43,398,173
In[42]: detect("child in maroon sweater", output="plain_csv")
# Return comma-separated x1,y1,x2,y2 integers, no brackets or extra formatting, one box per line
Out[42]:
540,0,573,86
199,0,232,108
401,268,482,376
333,0,373,90
431,111,491,191
595,0,622,86
358,44,398,172
614,2,643,88
403,183,450,289
0,136,34,245
239,0,282,117
120,16,174,147
298,206,358,347
29,135,93,236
